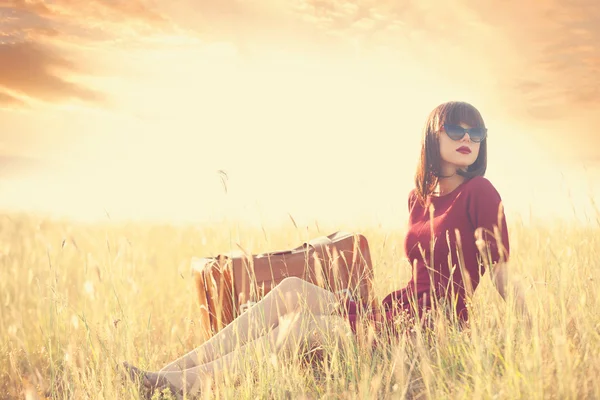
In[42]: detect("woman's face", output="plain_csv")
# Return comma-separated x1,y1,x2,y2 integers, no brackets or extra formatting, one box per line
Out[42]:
438,121,481,174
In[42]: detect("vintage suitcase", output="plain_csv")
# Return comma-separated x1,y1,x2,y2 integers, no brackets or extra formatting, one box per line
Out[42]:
191,231,374,339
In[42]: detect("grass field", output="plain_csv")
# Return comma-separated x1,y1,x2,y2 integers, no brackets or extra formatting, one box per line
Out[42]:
1,213,599,399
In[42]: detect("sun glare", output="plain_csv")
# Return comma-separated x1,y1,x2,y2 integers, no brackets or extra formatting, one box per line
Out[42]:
1,32,598,228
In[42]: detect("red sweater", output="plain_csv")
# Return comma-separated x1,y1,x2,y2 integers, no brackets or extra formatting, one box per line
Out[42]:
381,176,510,325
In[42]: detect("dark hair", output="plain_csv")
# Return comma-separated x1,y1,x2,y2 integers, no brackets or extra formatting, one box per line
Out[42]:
414,101,488,204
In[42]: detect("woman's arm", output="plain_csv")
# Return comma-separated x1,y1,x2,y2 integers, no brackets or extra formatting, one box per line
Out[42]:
491,261,531,326
466,178,530,326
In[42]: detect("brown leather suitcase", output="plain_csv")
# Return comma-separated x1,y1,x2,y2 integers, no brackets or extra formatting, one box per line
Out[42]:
191,231,374,340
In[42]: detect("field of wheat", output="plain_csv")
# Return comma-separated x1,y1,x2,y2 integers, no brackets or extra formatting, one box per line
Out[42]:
1,212,599,399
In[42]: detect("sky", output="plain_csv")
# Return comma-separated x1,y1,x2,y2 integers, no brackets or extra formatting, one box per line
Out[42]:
0,0,599,228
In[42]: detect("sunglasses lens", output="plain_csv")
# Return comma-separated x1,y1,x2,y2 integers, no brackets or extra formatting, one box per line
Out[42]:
469,128,486,142
444,125,465,140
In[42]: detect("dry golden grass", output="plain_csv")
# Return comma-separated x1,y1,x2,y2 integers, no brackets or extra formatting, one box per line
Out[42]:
1,212,599,399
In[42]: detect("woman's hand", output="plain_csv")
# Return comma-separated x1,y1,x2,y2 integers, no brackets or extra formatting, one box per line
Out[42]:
491,262,531,328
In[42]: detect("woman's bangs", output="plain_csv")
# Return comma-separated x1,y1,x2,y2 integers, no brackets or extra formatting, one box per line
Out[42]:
440,103,486,129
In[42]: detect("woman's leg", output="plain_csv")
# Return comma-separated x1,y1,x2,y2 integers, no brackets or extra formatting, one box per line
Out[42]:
149,311,352,397
157,277,339,372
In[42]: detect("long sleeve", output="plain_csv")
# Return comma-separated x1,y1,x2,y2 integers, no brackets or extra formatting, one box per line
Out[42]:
466,177,510,265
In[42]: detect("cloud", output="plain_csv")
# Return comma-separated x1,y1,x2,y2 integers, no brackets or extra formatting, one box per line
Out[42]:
2,0,598,117
0,91,25,106
159,0,352,59
0,42,104,104
4,0,168,25
0,0,173,107
4,0,53,17
260,0,600,120
454,0,600,120
91,0,168,24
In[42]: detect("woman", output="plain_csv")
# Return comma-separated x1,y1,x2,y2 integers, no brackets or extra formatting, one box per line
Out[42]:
123,101,529,397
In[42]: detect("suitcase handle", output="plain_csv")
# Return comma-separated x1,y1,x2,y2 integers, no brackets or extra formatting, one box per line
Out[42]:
198,232,349,263
256,249,292,257
307,236,334,248
205,234,342,261
254,235,335,258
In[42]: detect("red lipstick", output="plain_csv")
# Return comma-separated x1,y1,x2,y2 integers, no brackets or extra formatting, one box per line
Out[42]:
456,146,471,154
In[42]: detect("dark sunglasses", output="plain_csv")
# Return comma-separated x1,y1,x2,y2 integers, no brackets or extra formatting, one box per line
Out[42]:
443,124,487,143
